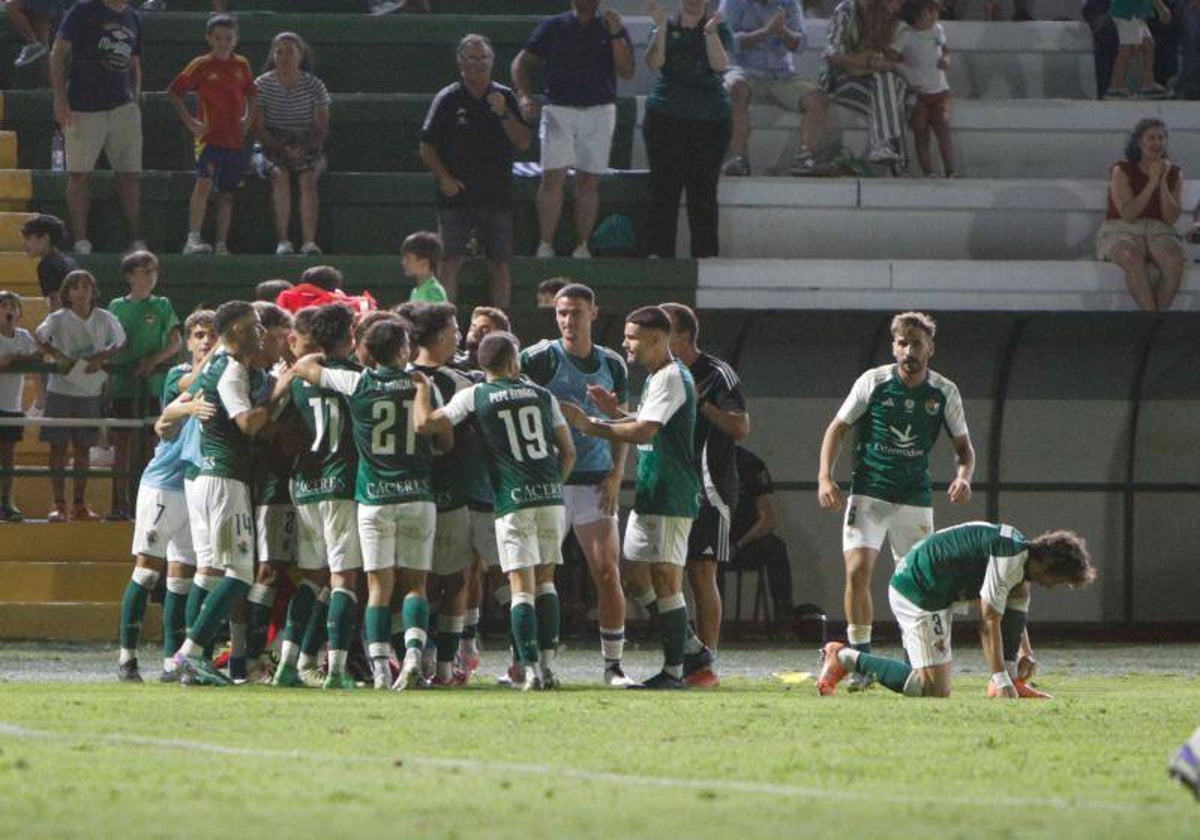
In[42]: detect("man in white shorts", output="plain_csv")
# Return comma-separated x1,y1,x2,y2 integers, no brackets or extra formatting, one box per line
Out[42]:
511,0,634,258
817,311,975,690
719,0,811,176
50,0,144,253
521,283,634,686
293,318,451,691
414,331,575,692
560,306,699,690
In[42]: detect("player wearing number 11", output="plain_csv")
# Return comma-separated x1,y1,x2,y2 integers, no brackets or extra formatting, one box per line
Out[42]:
413,331,576,691
293,319,454,691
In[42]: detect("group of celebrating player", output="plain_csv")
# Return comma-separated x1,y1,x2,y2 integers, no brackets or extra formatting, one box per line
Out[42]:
115,283,1096,697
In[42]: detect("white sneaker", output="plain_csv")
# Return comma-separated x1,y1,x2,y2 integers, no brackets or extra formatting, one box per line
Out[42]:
182,239,212,256
534,241,555,258
300,241,322,256
214,242,231,256
391,661,421,691
604,664,636,687
73,239,93,256
571,243,592,259
275,241,295,256
521,666,542,692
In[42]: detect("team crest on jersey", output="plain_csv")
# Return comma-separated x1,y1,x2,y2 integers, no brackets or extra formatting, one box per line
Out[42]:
145,530,158,546
934,639,947,653
924,398,939,416
904,399,915,412
143,313,157,325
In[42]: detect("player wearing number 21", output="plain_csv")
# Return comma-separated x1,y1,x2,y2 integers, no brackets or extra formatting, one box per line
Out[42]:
413,331,576,691
292,318,454,691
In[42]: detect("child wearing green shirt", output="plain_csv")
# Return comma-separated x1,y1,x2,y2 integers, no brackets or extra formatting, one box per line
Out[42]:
402,231,449,303
107,250,183,519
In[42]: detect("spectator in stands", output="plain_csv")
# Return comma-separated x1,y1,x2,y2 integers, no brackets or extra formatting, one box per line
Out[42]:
254,278,293,302
1105,0,1173,97
0,291,42,522
643,1,734,259
728,445,796,624
1096,118,1184,311
250,31,331,257
22,213,77,313
401,231,449,302
719,0,809,177
8,0,61,76
36,269,126,522
793,0,909,176
50,0,145,255
893,0,955,177
536,277,569,307
169,14,257,257
421,34,531,309
107,250,182,520
142,1,226,10
512,1,635,259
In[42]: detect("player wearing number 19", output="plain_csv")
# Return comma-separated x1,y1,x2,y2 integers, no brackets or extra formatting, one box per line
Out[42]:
413,331,576,691
293,319,453,691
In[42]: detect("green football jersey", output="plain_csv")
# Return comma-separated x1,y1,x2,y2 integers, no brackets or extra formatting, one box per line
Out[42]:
410,362,476,512
190,351,259,483
321,365,435,506
837,365,968,507
442,377,566,518
290,358,359,505
891,522,1030,614
107,295,181,400
632,359,700,519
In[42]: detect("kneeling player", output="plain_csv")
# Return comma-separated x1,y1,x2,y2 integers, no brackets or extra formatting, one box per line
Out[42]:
817,522,1095,699
294,318,450,690
413,331,575,691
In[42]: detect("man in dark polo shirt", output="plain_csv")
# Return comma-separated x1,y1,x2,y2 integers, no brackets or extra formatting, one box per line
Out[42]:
511,1,634,259
421,33,532,309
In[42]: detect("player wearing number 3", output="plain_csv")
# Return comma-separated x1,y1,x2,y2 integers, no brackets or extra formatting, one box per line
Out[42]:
414,331,576,691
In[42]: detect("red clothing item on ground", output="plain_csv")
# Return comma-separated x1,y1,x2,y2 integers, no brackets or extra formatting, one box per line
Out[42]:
275,283,378,315
168,53,258,150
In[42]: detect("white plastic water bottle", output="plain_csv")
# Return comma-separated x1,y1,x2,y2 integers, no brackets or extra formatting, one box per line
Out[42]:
51,129,66,172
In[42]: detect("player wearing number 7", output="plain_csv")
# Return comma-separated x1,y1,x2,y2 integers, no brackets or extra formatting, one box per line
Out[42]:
413,331,575,691
293,318,453,691
817,522,1094,698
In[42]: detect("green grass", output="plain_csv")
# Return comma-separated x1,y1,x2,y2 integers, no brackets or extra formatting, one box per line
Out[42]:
0,674,1196,839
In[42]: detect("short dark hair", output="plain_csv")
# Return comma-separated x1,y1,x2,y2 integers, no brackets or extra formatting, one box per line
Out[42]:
476,331,519,373
900,0,938,24
184,308,216,334
309,303,355,353
292,306,319,337
556,282,595,305
255,279,293,302
60,269,99,304
215,300,257,337
471,306,510,332
120,249,160,278
660,302,698,342
253,301,293,331
401,231,442,266
21,213,66,248
300,265,343,292
398,301,457,348
626,305,672,334
207,12,236,33
1029,530,1096,587
891,311,936,339
537,277,570,298
365,319,409,367
1125,118,1167,164
355,310,402,344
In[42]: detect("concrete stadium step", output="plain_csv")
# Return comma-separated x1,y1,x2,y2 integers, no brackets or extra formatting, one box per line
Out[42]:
0,520,132,562
0,131,16,170
0,561,130,603
0,602,158,641
0,252,39,288
694,258,1200,310
10,471,125,522
0,210,34,251
0,13,1097,100
633,98,1200,179
681,177,1200,260
0,91,638,174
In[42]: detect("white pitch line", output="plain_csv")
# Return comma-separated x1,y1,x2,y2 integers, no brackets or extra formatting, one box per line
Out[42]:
0,721,1181,815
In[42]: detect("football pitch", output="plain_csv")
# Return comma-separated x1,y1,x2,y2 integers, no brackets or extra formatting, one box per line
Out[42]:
0,642,1196,839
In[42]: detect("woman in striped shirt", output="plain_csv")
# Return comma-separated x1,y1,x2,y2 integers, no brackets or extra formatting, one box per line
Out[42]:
250,31,332,256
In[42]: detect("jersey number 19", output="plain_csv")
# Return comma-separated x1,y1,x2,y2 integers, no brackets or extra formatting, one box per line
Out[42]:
498,406,548,462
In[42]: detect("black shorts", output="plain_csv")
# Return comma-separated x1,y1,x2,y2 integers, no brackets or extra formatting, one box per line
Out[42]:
686,502,731,563
0,410,24,443
110,396,162,420
436,206,514,262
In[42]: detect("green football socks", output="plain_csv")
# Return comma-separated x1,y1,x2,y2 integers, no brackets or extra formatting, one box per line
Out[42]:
510,593,539,666
854,652,913,693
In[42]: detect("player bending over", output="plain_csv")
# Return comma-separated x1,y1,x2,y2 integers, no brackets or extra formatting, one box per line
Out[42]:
818,522,1095,699
413,331,575,691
